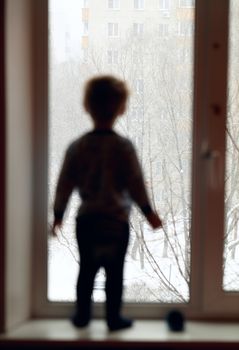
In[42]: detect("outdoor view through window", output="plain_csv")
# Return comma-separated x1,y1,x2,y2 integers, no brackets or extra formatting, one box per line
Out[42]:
224,0,239,292
48,0,195,303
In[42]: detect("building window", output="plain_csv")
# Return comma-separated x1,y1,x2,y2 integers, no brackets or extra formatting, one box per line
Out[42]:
133,23,144,37
132,50,143,66
159,23,169,37
107,49,118,64
135,79,144,94
134,0,144,10
131,106,144,122
178,20,194,36
108,23,119,37
179,0,195,8
82,48,88,63
177,47,191,63
83,0,89,8
108,0,120,9
83,21,89,35
159,0,170,10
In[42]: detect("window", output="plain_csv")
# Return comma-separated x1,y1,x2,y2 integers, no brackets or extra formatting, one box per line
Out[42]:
224,0,239,292
108,0,120,9
108,23,119,37
178,21,193,36
48,0,193,306
131,106,144,124
82,48,88,62
83,0,89,8
159,23,169,37
107,49,118,64
135,78,144,94
33,0,239,319
159,0,170,10
179,0,194,8
133,23,144,37
83,21,89,35
132,50,143,66
134,0,144,10
177,47,191,63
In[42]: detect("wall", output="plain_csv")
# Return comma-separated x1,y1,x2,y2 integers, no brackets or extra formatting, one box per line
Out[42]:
0,0,6,333
4,0,33,331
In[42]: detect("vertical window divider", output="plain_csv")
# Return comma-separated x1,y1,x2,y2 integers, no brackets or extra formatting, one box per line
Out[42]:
32,0,49,318
191,0,238,318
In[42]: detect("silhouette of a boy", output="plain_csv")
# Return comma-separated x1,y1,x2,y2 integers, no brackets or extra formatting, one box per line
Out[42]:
52,75,162,331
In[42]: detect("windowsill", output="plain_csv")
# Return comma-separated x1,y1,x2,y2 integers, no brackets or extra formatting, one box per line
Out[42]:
1,320,239,348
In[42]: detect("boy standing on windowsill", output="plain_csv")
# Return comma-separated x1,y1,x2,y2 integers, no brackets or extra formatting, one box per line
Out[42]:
52,75,162,331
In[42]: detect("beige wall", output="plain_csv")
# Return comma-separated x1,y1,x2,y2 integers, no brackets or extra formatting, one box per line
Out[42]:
5,0,33,331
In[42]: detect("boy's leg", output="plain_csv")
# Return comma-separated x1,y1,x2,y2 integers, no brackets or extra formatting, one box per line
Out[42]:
73,216,99,327
73,255,98,327
104,226,132,330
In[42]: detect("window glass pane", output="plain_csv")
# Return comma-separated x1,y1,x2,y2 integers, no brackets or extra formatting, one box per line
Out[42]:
159,0,170,10
48,0,194,303
109,0,120,9
223,0,239,292
134,0,144,10
179,0,194,8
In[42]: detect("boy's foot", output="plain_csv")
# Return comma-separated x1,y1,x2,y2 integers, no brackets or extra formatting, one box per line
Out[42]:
107,316,133,331
71,313,90,328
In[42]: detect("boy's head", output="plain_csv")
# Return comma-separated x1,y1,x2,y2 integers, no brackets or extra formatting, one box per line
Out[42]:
83,75,129,123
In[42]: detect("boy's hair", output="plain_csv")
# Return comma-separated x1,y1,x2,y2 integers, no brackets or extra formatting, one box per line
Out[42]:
83,75,129,121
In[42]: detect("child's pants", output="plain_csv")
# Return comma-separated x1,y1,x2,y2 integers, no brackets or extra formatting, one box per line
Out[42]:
75,214,129,325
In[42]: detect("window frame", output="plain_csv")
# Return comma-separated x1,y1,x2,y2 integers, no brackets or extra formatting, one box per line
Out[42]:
134,0,144,10
107,49,119,64
177,20,194,37
33,0,239,320
108,22,119,37
108,0,120,10
133,23,144,37
159,0,170,10
158,23,169,37
83,0,89,8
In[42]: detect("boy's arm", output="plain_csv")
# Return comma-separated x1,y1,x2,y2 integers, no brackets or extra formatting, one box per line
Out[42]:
124,142,162,229
144,210,162,229
52,146,76,236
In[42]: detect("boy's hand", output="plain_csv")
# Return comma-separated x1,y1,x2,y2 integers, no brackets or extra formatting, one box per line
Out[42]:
146,211,163,230
51,219,62,237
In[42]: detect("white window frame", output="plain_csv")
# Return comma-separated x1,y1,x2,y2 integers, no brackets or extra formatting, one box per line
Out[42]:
159,0,170,10
83,0,89,8
133,23,144,37
82,48,89,62
134,0,144,10
83,21,89,35
159,23,169,37
108,22,119,37
135,78,144,94
108,0,120,10
107,49,119,64
33,0,239,319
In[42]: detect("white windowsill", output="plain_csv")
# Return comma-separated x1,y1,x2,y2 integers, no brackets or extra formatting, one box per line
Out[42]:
1,320,239,345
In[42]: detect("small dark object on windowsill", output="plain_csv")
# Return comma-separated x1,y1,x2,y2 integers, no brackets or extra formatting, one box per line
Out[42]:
166,310,185,332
